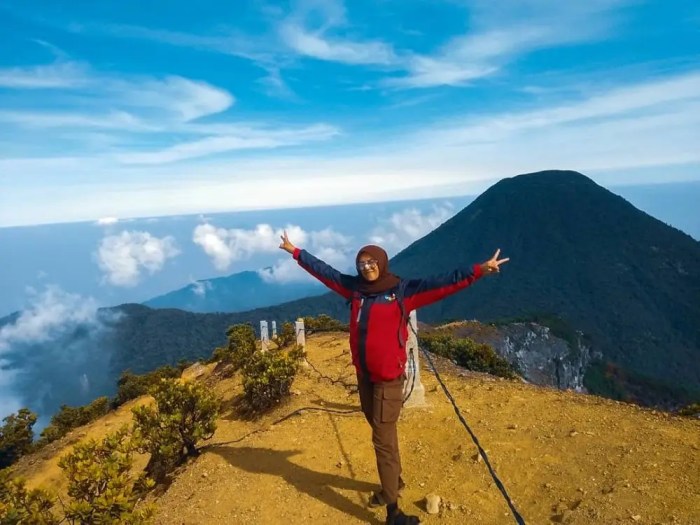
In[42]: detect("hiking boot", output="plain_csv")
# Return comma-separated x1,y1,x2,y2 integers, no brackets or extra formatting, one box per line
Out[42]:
385,503,420,525
369,478,406,508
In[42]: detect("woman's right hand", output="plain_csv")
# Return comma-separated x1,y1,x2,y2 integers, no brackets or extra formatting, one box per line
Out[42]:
279,230,296,254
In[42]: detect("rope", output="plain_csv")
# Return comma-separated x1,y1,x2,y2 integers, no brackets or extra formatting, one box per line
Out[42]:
202,406,361,449
408,322,526,525
402,346,416,404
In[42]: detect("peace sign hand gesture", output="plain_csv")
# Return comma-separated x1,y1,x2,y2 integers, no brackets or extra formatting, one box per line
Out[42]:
279,230,296,255
480,249,510,276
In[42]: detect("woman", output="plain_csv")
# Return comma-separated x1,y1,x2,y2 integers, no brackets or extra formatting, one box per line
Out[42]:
279,231,509,525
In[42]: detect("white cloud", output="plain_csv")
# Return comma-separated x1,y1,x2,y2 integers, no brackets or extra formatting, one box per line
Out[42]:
278,0,397,66
193,223,309,271
386,0,631,88
117,123,338,165
279,22,396,65
258,226,352,284
0,61,339,164
0,285,119,421
96,217,119,225
369,204,455,255
192,220,352,283
191,280,212,297
114,75,234,123
0,60,89,89
96,231,180,287
0,286,100,351
2,70,700,228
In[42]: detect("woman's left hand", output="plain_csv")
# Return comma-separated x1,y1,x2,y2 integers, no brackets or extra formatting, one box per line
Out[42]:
480,249,510,275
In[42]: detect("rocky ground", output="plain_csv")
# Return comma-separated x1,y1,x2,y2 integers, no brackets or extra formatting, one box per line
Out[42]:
12,332,700,524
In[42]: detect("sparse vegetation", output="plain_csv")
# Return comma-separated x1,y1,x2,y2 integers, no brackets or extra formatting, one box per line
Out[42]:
418,331,518,379
303,314,348,334
37,397,111,448
0,409,37,469
0,469,59,524
210,323,257,374
58,426,154,524
132,379,219,483
677,403,700,418
271,321,296,349
113,364,187,408
240,344,304,413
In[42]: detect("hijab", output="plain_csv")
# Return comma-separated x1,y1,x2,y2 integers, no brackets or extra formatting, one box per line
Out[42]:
354,244,401,295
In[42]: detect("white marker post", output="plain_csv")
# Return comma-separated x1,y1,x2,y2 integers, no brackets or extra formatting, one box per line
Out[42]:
295,318,305,348
271,321,277,339
403,310,426,407
260,320,269,352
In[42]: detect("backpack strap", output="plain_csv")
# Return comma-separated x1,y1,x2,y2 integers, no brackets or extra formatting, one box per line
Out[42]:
396,282,408,349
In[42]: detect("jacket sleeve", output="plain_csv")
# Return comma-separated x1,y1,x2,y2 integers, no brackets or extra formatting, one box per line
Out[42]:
402,264,483,311
293,248,355,299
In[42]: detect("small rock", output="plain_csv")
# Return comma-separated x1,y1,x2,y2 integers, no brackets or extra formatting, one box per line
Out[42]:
292,390,301,396
336,461,344,468
472,452,482,464
631,515,641,521
425,494,441,514
544,483,553,489
569,430,579,437
202,472,208,478
507,424,518,430
447,502,456,511
419,482,425,487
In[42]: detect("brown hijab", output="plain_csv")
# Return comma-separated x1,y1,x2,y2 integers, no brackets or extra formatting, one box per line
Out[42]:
355,245,401,295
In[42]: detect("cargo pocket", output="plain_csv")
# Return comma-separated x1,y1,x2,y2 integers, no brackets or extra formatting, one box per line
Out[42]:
381,384,404,423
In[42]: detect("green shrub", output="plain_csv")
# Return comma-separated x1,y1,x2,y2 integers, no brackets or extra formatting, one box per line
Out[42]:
0,469,59,524
303,314,348,334
241,345,304,413
210,324,257,372
677,403,700,418
272,322,296,349
37,397,111,447
132,379,219,483
0,409,37,469
58,425,154,524
418,332,518,379
113,365,183,408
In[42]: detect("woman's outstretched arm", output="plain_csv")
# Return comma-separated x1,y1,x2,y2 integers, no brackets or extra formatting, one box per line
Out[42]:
403,249,509,310
279,230,354,299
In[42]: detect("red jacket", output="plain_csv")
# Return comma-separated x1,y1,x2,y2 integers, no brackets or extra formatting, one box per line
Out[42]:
294,248,484,383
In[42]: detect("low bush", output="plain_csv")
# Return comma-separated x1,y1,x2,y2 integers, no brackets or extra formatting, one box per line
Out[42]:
132,379,219,483
37,397,111,448
58,426,154,524
677,402,700,418
240,344,304,414
113,364,186,408
271,321,296,349
0,408,37,469
210,324,257,373
0,469,59,524
418,332,518,379
303,314,348,334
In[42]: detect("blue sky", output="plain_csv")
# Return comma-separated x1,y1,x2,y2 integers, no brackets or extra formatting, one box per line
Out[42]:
0,0,699,227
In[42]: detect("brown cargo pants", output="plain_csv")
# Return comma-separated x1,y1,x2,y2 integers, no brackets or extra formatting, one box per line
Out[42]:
357,373,405,505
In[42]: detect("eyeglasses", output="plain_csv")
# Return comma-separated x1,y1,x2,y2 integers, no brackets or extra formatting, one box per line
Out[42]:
357,259,378,271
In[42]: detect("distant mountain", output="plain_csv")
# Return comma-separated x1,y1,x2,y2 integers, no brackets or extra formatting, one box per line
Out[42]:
3,170,699,415
212,170,700,406
143,270,324,313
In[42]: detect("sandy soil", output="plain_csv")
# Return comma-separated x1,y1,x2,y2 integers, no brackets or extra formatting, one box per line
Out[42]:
11,332,700,525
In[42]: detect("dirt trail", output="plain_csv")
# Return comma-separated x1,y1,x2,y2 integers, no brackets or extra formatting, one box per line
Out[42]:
12,332,700,524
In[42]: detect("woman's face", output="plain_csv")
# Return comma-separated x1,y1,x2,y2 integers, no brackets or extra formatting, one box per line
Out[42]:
357,253,380,282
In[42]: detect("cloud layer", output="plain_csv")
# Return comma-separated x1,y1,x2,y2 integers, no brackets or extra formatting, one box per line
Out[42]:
96,230,180,287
